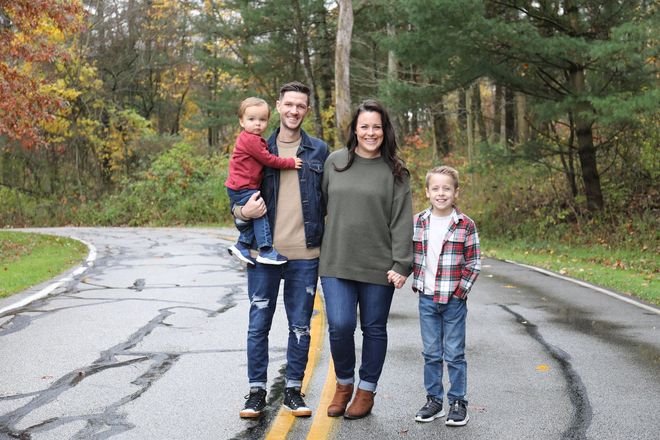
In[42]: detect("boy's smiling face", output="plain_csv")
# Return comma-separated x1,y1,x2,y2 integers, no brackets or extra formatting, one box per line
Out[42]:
426,173,458,216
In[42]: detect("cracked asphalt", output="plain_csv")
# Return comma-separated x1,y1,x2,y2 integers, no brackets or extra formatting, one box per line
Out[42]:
0,227,658,440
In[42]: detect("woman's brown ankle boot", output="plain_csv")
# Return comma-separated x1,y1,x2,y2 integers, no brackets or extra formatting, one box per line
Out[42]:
344,388,375,419
327,383,354,417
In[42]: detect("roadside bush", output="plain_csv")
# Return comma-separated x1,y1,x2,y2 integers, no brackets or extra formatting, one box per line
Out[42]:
77,142,231,226
399,127,658,254
1,141,232,227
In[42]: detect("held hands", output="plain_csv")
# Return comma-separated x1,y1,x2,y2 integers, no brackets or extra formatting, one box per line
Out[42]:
294,157,303,169
241,191,267,219
387,270,407,289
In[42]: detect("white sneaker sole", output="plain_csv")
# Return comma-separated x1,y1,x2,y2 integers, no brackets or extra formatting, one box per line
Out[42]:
283,404,312,417
445,413,469,426
228,246,255,265
414,409,445,422
256,256,287,265
239,409,262,418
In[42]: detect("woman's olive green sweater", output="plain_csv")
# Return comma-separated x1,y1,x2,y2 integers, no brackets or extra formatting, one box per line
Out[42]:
319,148,413,286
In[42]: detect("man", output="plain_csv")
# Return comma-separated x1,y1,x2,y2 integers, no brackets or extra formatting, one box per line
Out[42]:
232,82,329,418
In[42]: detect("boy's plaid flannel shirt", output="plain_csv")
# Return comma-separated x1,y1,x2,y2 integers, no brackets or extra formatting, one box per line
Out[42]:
412,207,481,303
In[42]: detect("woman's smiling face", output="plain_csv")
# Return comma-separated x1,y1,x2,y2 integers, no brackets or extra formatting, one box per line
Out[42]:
354,111,383,158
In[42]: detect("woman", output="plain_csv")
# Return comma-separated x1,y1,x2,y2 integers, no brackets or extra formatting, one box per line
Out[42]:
320,100,413,419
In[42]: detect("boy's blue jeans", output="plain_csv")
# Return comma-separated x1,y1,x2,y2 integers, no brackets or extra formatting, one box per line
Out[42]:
418,293,468,404
321,277,395,392
227,188,272,250
246,258,319,389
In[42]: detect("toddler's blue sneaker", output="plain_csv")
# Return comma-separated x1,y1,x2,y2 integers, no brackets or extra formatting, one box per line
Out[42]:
228,242,256,266
256,248,288,265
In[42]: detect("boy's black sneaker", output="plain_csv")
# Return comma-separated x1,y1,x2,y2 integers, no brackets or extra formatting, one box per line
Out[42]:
445,400,469,426
414,396,445,422
239,387,267,418
283,387,312,417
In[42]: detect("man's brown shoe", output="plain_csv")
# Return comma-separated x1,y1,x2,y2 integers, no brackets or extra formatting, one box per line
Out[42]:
327,383,354,417
344,388,375,419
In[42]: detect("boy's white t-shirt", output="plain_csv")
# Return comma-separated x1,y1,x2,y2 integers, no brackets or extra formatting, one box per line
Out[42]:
423,213,452,296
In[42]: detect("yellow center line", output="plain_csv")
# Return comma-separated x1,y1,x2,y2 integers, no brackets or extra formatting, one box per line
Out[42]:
305,361,339,440
264,290,328,440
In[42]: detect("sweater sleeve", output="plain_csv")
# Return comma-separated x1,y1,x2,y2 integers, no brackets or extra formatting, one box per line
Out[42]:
389,175,414,277
241,135,297,169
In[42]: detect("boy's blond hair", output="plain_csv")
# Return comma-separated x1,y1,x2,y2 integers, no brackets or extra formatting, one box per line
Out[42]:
238,97,270,118
425,165,459,189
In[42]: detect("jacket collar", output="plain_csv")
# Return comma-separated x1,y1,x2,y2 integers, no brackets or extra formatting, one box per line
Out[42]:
267,127,313,150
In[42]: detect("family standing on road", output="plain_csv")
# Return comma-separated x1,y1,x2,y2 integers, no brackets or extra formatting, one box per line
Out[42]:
226,81,481,428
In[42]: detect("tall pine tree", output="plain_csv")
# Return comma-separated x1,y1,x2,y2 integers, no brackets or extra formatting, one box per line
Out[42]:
391,0,658,212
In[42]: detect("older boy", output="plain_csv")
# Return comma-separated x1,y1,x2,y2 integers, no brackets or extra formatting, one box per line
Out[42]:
412,165,481,426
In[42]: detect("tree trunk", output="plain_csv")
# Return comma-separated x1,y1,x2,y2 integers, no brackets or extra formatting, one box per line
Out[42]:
504,86,515,144
515,92,529,143
569,81,604,211
457,88,467,132
387,22,402,139
433,98,451,157
565,115,579,198
318,7,335,147
335,0,353,146
472,81,487,144
94,0,106,51
466,84,474,163
566,0,604,211
493,83,502,143
292,0,323,139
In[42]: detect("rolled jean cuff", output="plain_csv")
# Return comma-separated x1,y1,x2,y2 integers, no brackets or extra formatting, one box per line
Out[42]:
358,379,377,392
286,379,302,388
336,376,354,386
249,381,267,390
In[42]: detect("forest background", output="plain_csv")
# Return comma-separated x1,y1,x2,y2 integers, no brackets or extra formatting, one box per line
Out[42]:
0,1,657,302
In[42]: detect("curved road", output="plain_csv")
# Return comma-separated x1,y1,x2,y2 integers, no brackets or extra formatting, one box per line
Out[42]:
0,228,658,440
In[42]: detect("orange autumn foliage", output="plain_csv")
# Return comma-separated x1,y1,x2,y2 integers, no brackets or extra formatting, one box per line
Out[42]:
0,1,83,148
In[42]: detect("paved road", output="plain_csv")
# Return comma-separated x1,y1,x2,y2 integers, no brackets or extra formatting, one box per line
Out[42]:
0,228,658,440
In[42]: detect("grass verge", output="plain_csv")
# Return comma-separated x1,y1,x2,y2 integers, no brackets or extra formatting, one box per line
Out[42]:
0,231,88,299
483,238,659,306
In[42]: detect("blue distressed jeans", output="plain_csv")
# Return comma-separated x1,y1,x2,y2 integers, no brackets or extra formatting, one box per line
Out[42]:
321,277,395,392
246,258,319,389
227,187,273,250
418,293,468,404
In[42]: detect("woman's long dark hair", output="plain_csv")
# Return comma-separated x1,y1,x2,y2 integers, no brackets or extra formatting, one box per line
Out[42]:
334,99,409,182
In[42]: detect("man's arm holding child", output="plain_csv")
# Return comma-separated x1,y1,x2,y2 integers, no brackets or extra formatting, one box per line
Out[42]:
232,191,267,221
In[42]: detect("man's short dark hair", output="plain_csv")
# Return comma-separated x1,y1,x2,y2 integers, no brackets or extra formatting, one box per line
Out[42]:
279,81,311,101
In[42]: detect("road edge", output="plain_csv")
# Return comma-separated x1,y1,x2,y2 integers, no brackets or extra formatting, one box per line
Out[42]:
503,258,660,315
0,235,97,316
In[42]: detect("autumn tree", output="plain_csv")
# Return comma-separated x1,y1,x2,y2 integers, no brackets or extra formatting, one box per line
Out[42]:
0,0,83,147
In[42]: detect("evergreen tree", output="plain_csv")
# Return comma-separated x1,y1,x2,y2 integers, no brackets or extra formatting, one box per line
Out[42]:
194,0,332,144
391,0,658,212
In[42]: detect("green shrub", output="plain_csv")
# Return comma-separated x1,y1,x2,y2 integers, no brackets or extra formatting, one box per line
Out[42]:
77,142,231,226
0,142,232,227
